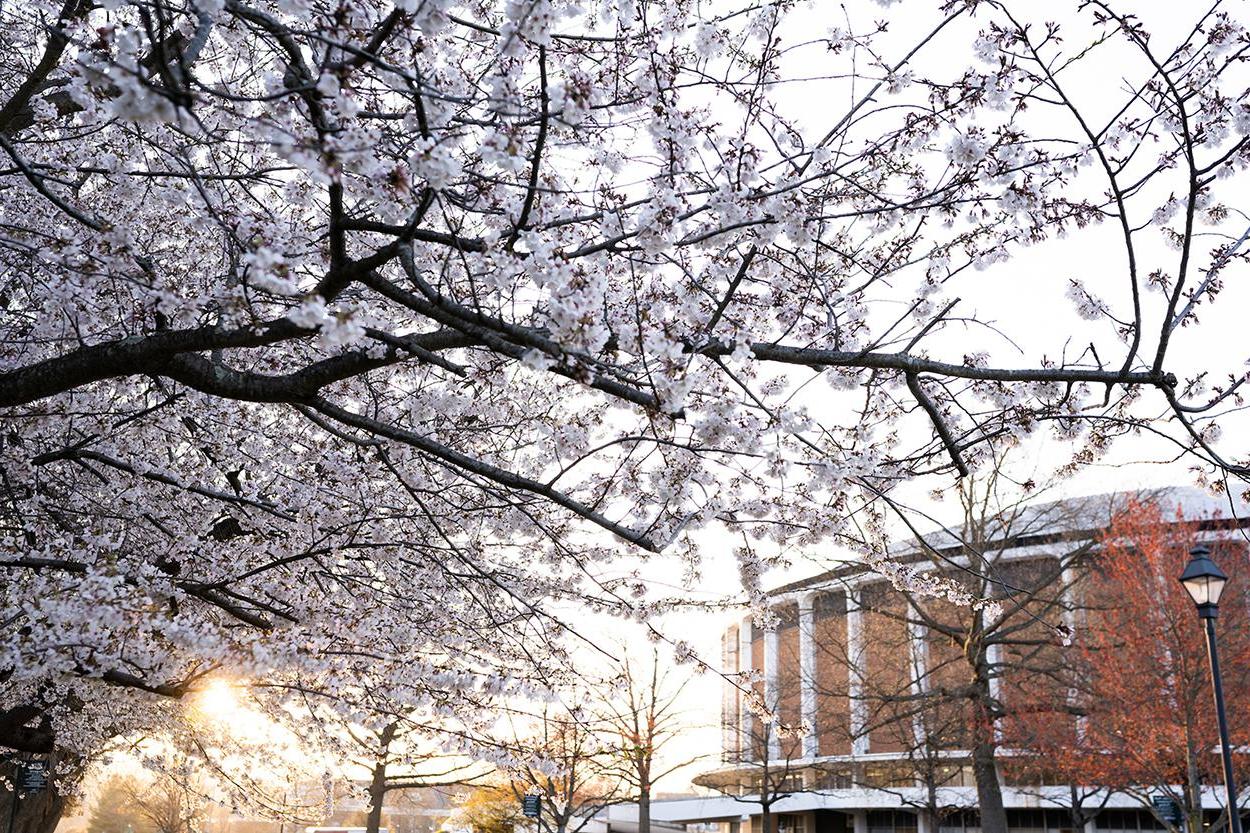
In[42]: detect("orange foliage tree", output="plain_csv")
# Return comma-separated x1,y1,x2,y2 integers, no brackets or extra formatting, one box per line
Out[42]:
1005,499,1250,833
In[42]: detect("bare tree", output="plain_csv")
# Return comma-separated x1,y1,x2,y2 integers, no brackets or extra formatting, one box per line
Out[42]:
701,702,809,833
507,707,624,833
804,469,1111,833
597,649,702,833
121,768,207,833
87,776,152,833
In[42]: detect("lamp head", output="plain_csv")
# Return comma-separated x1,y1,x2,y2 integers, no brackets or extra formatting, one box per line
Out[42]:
1179,544,1227,618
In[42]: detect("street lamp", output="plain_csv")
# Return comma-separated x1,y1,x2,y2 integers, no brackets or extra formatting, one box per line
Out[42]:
1179,544,1243,833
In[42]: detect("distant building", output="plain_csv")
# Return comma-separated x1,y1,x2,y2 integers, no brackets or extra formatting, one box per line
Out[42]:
205,785,453,833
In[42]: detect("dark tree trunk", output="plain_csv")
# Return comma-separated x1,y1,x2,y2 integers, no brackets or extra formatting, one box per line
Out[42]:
970,721,1007,833
1185,749,1204,833
0,761,66,833
365,723,397,833
967,631,1007,833
638,786,650,833
365,759,387,833
1067,785,1087,833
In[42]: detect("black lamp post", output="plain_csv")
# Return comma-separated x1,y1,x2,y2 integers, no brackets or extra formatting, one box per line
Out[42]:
1179,544,1243,833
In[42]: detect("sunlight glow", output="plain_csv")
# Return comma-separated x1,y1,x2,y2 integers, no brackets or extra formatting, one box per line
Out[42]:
190,678,242,723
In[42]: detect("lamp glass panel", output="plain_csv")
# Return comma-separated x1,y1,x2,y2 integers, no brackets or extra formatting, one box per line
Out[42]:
1182,574,1226,606
1207,574,1227,605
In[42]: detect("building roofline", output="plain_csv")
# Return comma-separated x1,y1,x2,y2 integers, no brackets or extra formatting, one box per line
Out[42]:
764,489,1250,599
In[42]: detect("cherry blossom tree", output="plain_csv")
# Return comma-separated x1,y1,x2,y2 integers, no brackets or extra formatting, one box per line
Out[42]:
3,0,1250,829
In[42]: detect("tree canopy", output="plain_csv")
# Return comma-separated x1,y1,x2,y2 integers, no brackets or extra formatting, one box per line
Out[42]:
2,0,1250,818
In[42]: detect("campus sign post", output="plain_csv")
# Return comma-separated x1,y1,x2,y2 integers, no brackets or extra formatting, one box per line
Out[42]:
1152,795,1182,826
5,759,49,833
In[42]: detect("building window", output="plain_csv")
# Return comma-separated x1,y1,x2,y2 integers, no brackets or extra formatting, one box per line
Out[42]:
813,767,853,789
862,764,915,789
778,815,807,833
868,811,918,833
938,811,980,833
1007,810,1046,833
1095,811,1165,832
1043,810,1075,832
934,764,976,788
776,773,805,793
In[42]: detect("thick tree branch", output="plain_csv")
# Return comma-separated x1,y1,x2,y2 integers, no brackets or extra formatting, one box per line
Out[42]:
310,397,662,552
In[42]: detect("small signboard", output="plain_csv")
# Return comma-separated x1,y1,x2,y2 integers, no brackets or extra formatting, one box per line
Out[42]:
16,760,49,792
1152,795,1181,824
522,795,541,819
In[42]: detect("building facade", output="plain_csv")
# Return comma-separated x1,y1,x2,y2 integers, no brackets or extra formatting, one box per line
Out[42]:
690,489,1250,833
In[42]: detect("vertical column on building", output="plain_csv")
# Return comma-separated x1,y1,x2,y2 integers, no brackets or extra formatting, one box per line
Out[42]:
845,586,868,756
723,625,738,762
1060,566,1079,633
798,593,818,759
986,638,1003,743
851,811,868,833
907,603,929,750
1061,566,1086,743
764,619,781,761
738,616,753,760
